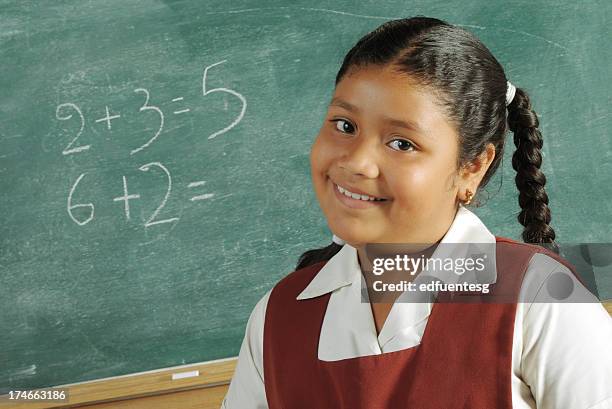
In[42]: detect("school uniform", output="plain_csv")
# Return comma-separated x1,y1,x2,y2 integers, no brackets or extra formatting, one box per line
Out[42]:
221,206,612,409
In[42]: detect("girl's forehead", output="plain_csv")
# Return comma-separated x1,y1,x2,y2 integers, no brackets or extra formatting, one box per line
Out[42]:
331,68,446,133
335,67,436,106
340,65,425,92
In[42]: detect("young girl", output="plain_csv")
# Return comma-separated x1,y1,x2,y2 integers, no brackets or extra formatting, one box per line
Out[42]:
222,16,612,408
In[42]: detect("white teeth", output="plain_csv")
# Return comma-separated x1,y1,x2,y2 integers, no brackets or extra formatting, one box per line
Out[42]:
336,184,384,202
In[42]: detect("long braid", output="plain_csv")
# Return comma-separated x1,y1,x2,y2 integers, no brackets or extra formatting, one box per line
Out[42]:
507,87,558,252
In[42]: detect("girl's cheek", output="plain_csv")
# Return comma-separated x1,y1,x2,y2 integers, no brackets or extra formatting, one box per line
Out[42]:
310,134,323,165
311,133,335,169
387,166,428,203
310,137,330,180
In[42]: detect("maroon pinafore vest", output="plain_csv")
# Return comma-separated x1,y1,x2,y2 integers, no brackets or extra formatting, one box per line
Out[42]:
263,237,583,408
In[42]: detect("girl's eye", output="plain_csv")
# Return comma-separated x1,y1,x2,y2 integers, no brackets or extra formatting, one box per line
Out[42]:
329,119,416,152
387,139,415,152
330,119,355,134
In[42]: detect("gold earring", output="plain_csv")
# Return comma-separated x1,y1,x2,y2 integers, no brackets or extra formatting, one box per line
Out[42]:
464,189,473,205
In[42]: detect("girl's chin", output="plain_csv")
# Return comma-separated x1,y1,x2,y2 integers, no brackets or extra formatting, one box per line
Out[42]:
326,227,382,245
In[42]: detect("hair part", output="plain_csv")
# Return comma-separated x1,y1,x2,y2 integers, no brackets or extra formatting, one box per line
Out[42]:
297,16,557,271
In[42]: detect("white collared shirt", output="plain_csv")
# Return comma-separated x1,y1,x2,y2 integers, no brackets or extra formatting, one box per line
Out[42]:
222,206,612,409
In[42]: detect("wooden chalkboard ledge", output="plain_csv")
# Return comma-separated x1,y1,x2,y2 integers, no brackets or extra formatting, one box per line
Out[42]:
0,357,237,409
1,301,611,409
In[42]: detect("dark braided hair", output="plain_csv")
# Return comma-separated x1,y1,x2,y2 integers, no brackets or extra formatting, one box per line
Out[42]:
296,16,557,271
508,89,557,250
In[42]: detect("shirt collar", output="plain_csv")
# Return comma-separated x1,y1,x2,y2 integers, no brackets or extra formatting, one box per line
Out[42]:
296,242,360,300
296,205,497,301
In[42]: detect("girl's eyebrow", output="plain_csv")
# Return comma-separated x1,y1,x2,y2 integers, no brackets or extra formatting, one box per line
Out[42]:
329,97,426,134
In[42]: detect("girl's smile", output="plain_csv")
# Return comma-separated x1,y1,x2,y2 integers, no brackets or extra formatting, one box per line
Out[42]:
331,179,390,210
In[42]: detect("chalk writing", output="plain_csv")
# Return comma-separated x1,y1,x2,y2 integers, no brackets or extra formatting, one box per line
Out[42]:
56,103,89,155
202,60,246,139
56,61,245,229
131,88,164,155
67,173,94,226
113,176,140,220
138,162,179,228
94,106,121,130
188,180,215,201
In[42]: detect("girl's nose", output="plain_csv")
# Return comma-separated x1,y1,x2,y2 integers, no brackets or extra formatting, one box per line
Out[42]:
338,135,380,179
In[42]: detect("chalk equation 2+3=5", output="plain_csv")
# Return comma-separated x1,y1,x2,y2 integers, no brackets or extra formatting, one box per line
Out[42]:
55,60,247,228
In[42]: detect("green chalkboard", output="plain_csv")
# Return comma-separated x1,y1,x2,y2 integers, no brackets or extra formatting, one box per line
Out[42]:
1,0,610,393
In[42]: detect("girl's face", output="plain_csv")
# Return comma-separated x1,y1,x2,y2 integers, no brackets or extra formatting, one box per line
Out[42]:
310,65,464,246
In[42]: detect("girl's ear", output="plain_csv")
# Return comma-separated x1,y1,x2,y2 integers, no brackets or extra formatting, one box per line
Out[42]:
458,143,496,194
